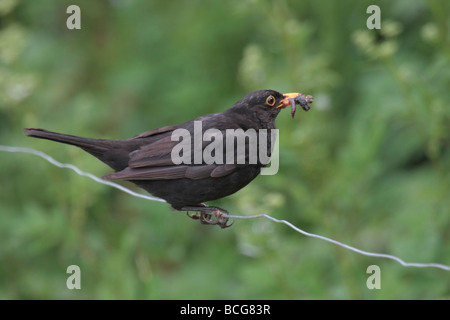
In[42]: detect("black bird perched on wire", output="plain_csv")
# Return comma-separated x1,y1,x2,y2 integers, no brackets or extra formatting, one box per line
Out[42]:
24,89,313,228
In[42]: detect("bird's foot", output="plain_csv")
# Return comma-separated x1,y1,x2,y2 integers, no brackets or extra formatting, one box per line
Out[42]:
184,206,233,229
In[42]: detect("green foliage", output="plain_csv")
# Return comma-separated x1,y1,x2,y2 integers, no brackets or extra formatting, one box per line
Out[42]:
0,0,449,299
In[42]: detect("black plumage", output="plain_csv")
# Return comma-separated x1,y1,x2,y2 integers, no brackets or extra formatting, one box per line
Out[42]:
24,89,312,228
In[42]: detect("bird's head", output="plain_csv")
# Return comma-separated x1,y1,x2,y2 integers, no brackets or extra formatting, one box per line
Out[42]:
236,89,313,121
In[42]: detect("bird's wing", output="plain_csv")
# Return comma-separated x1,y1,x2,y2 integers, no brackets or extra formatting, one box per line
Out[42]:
126,117,224,168
130,125,178,139
128,134,181,167
102,116,244,181
102,163,238,180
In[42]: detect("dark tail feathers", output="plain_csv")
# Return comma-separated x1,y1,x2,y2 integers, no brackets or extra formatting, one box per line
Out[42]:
24,128,110,153
24,128,142,172
24,127,126,165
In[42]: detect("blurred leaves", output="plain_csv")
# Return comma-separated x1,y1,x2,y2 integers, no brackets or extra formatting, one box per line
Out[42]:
0,0,449,299
0,23,37,107
0,0,18,16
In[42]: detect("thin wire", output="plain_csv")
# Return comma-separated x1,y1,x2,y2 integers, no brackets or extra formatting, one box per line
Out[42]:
0,145,166,203
226,214,450,271
1,144,449,271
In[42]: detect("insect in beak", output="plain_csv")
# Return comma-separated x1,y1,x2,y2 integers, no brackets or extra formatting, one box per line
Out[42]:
277,93,314,118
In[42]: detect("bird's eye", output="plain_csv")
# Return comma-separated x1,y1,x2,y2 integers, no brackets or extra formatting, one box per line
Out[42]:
266,95,276,106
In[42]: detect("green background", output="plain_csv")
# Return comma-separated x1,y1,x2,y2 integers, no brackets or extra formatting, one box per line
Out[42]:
1,0,449,299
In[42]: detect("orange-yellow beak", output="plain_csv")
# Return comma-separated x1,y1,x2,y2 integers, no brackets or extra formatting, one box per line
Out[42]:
276,92,302,109
276,92,313,118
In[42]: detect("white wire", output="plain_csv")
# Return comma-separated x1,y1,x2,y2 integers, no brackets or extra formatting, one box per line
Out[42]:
226,214,450,271
0,145,166,203
1,144,449,271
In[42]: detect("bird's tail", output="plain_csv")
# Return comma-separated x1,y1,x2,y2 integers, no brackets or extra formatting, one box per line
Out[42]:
23,128,121,165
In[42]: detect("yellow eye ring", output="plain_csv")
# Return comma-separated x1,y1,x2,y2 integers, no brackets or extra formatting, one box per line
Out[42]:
266,95,276,106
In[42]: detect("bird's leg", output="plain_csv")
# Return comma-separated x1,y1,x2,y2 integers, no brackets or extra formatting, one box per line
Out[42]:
185,206,212,222
181,204,234,229
186,211,201,220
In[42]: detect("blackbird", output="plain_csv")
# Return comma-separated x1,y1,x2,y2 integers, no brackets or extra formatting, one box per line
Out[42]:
24,89,313,228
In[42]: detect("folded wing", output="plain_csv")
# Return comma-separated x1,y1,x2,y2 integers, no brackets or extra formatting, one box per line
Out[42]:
102,121,241,181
